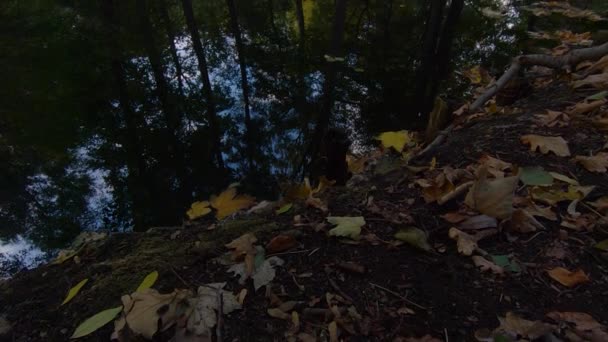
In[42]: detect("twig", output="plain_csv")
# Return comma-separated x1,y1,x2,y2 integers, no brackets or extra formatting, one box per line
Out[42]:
267,249,311,258
308,247,320,257
328,277,354,303
167,264,191,288
411,123,455,161
470,41,608,112
369,282,427,310
437,181,474,205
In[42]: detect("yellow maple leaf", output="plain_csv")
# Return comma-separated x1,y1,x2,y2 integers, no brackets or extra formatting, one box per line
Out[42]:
210,187,255,220
376,130,415,152
186,201,211,220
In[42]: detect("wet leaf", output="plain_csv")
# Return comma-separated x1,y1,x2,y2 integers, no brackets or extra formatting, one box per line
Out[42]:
62,278,88,305
186,201,211,220
465,167,519,219
136,271,158,292
71,306,123,338
276,203,293,215
520,167,553,186
547,267,590,287
210,187,256,220
574,153,608,173
327,216,366,240
376,130,415,152
394,227,431,251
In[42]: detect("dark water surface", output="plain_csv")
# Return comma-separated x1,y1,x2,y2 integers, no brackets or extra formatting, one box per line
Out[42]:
0,0,606,268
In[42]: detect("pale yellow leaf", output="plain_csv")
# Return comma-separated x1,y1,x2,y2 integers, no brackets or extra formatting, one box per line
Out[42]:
62,278,89,305
71,306,123,338
136,271,159,292
574,153,608,173
327,216,365,239
521,134,571,157
376,130,415,152
186,201,211,220
210,187,255,219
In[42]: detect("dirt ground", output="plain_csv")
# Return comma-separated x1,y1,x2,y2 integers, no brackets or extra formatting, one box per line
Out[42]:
1,82,607,342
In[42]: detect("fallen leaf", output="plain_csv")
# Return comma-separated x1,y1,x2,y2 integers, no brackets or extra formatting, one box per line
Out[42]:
61,278,88,305
549,172,579,185
265,234,297,254
472,256,504,275
186,201,212,220
547,311,605,331
225,233,257,277
459,215,497,230
573,73,608,89
376,131,416,152
328,321,339,342
531,184,594,205
520,166,554,186
276,203,293,215
120,289,192,339
187,283,241,336
441,212,468,223
574,153,608,173
506,209,544,233
247,200,275,214
347,154,369,174
465,167,519,219
306,196,328,212
327,216,366,240
394,227,432,251
136,271,158,292
448,228,477,256
594,239,608,251
566,99,606,116
491,254,521,273
71,306,123,339
547,267,590,287
210,187,256,220
228,256,284,290
588,196,608,212
521,134,571,157
535,110,569,127
495,312,555,340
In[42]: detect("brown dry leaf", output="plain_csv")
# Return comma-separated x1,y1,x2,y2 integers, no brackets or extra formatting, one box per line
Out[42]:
415,178,455,203
506,209,544,233
561,213,595,231
306,196,328,212
472,256,504,275
403,335,443,342
266,234,297,254
478,154,512,178
328,321,339,342
448,228,477,256
573,73,608,89
521,199,558,221
545,242,567,259
210,187,255,220
284,181,311,200
118,289,192,339
574,153,608,173
535,110,570,127
521,134,571,157
547,267,590,287
496,312,555,340
441,212,468,223
346,155,369,174
547,312,604,331
225,233,257,276
465,167,519,219
566,99,606,116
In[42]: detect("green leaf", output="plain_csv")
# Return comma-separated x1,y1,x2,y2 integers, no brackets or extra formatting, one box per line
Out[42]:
594,239,608,251
71,306,123,339
275,203,293,215
394,227,431,251
327,216,365,239
491,255,521,273
136,271,158,292
586,90,608,100
61,278,89,305
520,166,553,186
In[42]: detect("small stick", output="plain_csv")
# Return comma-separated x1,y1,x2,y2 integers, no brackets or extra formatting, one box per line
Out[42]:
369,282,427,310
438,181,474,205
267,249,311,258
308,247,320,257
328,277,354,303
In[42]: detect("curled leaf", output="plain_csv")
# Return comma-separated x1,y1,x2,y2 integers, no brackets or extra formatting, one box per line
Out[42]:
394,227,431,251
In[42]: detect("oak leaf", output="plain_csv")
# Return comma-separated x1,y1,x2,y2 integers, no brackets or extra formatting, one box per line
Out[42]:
521,134,571,157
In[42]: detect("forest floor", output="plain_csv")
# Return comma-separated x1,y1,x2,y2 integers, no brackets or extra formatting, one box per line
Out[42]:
1,79,608,342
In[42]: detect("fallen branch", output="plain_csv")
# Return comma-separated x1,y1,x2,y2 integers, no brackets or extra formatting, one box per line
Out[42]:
438,181,474,205
470,41,608,111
